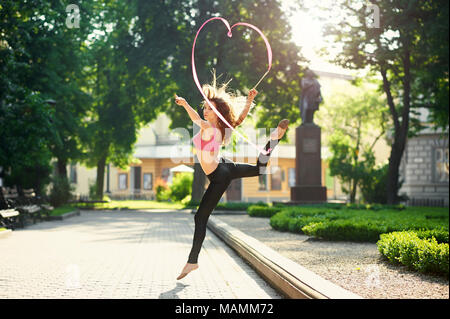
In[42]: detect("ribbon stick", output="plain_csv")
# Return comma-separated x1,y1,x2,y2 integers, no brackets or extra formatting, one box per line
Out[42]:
191,17,273,156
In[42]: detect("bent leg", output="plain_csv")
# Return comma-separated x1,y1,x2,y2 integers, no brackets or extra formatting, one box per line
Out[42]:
257,138,281,167
187,178,231,263
230,138,282,179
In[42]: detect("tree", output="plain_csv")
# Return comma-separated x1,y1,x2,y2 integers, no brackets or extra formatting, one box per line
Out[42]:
0,1,61,195
0,88,55,196
317,83,389,203
322,0,449,204
83,0,169,199
0,0,96,198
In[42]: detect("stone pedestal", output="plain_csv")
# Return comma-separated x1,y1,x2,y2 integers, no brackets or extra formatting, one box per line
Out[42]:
290,124,327,203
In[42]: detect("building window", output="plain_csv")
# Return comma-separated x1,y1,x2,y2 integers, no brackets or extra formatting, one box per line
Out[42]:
258,174,268,191
143,173,153,190
119,173,128,190
162,168,170,182
271,166,282,190
69,165,77,184
288,168,296,187
434,147,449,183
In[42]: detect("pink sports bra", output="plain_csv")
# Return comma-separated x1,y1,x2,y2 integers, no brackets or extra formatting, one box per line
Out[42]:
192,123,221,152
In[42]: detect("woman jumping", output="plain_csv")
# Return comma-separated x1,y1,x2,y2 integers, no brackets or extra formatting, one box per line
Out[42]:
174,76,289,280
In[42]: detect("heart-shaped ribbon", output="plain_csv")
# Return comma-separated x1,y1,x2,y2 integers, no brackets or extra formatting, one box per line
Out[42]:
191,17,273,155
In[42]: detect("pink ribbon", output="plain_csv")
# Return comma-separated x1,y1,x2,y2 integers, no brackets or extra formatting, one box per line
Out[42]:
191,17,273,155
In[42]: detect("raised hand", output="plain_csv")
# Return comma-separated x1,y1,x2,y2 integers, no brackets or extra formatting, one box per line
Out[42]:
247,88,258,101
174,94,188,107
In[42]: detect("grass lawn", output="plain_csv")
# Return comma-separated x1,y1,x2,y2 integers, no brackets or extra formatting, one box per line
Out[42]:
50,204,79,216
75,200,192,211
74,200,269,211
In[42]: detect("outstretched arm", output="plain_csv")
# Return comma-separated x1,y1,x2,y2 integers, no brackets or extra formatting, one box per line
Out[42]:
235,89,258,126
174,94,211,129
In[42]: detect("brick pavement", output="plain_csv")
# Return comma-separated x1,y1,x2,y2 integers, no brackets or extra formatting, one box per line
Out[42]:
0,210,282,299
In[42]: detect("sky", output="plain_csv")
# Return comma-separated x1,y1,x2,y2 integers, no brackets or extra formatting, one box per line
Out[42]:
280,0,357,76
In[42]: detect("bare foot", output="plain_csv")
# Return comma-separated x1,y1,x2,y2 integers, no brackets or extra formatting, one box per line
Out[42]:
270,119,289,140
176,263,199,280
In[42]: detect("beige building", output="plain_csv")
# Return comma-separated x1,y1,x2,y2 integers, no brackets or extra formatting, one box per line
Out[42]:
69,69,391,203
399,108,449,206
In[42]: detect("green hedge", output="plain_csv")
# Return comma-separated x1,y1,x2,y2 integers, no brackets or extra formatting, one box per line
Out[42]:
377,231,449,276
268,205,449,277
247,205,284,217
302,220,392,242
269,206,449,242
186,201,269,211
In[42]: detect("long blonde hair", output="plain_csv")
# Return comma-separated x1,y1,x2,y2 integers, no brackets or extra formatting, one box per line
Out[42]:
201,70,254,146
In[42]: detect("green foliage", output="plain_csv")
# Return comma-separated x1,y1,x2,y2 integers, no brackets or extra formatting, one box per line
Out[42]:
181,195,192,205
156,185,171,202
302,220,391,242
0,88,55,194
0,1,97,194
359,163,389,204
319,85,389,203
323,0,449,203
215,201,268,211
247,205,283,218
269,205,449,242
377,231,449,276
414,229,449,244
187,201,269,211
169,173,193,202
48,175,74,208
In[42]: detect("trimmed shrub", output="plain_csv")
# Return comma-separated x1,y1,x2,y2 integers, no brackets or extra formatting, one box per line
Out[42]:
414,228,449,244
269,205,448,242
215,201,268,211
377,231,449,276
269,210,329,233
49,175,74,207
156,185,171,202
302,219,391,242
169,173,193,202
248,205,283,218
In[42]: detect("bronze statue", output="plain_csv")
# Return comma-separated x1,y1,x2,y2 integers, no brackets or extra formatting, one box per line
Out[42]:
299,69,323,124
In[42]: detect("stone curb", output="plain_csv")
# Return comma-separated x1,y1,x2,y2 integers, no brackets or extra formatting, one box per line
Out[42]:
47,210,81,221
207,216,363,299
0,229,12,239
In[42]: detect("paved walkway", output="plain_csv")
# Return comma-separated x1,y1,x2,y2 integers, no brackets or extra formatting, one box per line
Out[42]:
0,210,282,299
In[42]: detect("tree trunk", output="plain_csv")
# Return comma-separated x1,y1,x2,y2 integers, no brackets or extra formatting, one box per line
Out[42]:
57,158,68,179
0,187,6,209
386,123,409,204
95,156,106,200
387,147,401,204
385,48,411,204
350,178,357,203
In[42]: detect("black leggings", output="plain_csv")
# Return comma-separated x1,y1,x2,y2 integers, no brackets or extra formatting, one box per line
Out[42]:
187,138,280,264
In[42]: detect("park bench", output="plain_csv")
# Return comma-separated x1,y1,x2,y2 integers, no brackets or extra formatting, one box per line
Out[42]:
0,188,25,229
0,208,23,230
1,188,41,225
22,189,54,221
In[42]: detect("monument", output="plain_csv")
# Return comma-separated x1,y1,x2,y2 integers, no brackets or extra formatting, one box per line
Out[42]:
290,69,327,203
